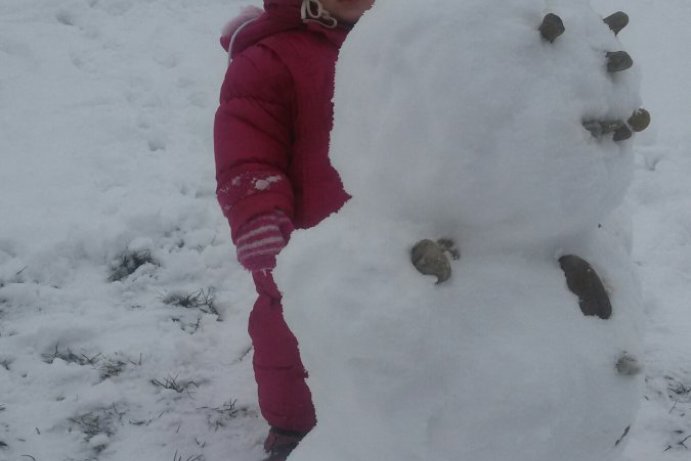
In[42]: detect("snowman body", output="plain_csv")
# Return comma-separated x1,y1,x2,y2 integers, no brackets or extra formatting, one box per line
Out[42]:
276,0,645,459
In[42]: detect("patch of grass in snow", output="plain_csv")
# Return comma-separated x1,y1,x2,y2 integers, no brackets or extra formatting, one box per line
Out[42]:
68,403,127,453
98,354,142,381
107,249,158,282
666,374,691,403
101,356,142,380
173,451,205,461
663,373,691,452
163,288,220,317
41,345,102,366
665,434,691,452
42,345,142,381
151,375,199,394
646,372,691,452
199,400,253,431
164,288,221,334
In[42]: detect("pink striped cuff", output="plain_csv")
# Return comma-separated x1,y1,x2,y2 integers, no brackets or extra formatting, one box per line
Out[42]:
235,211,293,271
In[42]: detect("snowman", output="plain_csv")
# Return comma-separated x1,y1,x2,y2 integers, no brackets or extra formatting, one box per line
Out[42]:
275,0,649,460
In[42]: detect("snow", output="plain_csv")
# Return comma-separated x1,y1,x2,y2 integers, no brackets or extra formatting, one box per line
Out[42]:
0,1,265,459
0,0,689,460
277,1,644,460
327,0,639,250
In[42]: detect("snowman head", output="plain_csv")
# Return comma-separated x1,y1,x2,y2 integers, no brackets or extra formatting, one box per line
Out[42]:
329,0,645,247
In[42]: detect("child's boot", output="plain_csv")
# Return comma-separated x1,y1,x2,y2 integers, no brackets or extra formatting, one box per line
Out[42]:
262,427,307,461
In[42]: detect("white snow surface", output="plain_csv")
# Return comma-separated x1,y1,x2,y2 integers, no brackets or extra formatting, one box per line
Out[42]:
0,0,690,460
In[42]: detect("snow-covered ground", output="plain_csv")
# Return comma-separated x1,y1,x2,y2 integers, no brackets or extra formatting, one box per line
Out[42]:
0,0,689,460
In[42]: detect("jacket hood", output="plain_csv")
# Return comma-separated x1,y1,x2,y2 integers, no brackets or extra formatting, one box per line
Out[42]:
221,0,348,57
264,0,303,21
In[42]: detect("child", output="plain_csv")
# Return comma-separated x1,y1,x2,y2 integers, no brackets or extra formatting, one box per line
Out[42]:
214,0,374,459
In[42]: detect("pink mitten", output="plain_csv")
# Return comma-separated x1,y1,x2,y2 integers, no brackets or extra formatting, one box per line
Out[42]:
235,210,293,272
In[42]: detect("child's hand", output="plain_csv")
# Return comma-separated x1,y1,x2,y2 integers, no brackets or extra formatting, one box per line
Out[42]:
235,210,294,272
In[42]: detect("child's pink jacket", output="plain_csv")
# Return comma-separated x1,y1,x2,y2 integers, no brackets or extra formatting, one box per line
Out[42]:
214,0,351,242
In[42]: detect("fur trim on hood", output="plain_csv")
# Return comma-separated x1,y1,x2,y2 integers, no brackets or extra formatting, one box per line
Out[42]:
220,5,264,52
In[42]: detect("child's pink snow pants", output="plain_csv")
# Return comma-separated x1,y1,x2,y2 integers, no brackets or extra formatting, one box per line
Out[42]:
249,271,316,433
